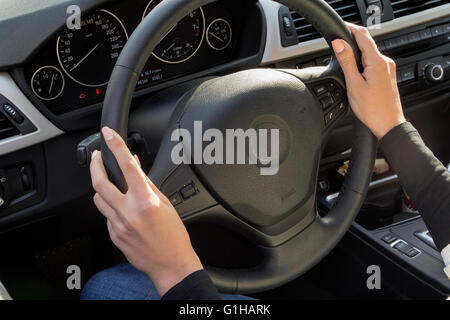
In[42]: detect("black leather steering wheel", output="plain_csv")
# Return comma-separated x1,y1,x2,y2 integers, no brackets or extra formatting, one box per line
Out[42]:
101,0,377,294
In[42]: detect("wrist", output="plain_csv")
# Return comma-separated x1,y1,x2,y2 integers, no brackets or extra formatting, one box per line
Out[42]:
375,116,406,140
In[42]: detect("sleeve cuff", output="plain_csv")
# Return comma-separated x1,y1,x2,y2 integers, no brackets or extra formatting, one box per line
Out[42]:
161,270,222,300
379,122,417,148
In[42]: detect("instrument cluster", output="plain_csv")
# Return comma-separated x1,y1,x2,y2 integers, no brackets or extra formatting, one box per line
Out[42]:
25,0,240,115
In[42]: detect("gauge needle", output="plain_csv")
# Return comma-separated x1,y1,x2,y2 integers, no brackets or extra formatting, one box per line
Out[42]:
164,42,176,53
209,32,224,43
48,74,55,94
70,44,99,72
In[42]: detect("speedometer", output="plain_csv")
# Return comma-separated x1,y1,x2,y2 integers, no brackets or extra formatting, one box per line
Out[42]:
57,9,128,87
143,0,205,64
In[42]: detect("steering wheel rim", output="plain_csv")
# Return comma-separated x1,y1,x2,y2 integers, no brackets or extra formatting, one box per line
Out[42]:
101,0,377,294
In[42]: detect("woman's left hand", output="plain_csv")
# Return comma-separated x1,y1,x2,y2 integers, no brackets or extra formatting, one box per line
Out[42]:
90,126,203,296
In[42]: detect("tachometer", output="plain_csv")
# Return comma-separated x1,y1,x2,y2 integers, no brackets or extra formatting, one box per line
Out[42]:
143,0,205,64
57,9,128,87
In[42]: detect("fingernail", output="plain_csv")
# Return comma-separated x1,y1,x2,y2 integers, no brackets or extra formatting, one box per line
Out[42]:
332,40,345,54
92,150,98,160
102,127,114,141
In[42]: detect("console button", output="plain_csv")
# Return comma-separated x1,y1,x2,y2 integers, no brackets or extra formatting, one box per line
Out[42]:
313,84,328,96
419,28,432,40
394,241,412,254
320,95,333,110
406,248,420,258
180,184,197,199
382,234,397,244
169,192,183,206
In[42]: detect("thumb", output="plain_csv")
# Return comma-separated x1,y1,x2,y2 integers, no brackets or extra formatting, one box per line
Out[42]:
332,39,364,85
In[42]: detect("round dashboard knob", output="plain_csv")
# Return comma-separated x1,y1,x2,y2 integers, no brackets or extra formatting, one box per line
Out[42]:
425,64,444,83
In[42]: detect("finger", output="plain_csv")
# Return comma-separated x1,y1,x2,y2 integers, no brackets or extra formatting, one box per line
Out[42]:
134,154,141,168
347,24,381,64
90,150,125,206
331,39,365,87
102,127,148,193
93,193,119,222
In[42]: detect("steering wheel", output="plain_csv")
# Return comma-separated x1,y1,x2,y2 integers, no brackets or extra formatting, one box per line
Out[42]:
100,0,377,294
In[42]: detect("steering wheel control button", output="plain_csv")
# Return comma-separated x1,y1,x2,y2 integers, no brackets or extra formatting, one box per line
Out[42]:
324,109,337,125
169,192,183,206
320,95,333,110
313,84,328,96
3,104,24,124
180,183,197,200
331,90,344,102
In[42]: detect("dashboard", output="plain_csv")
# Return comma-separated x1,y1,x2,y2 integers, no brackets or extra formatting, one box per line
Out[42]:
22,0,261,117
0,0,449,229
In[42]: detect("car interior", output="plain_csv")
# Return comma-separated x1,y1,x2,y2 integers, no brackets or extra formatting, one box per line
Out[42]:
0,0,449,300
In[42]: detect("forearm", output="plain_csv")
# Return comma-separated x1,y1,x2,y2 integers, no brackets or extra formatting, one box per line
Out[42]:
379,122,450,252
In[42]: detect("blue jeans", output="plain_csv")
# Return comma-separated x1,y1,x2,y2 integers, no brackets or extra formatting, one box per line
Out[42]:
81,263,252,300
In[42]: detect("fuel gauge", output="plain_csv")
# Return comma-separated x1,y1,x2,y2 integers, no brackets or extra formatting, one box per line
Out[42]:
206,19,232,51
31,66,65,101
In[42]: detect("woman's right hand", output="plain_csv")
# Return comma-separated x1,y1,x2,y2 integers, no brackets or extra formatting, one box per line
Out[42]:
331,23,406,139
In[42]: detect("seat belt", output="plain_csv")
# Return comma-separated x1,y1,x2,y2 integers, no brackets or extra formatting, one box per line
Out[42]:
0,281,12,300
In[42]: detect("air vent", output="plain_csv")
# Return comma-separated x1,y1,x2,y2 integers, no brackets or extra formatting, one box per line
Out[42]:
390,0,448,18
290,0,362,43
0,112,19,140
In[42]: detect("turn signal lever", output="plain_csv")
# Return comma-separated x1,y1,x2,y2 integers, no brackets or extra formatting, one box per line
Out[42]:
77,132,145,168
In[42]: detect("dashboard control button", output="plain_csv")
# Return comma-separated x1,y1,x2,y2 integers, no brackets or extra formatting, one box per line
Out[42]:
180,184,197,199
425,64,444,82
400,67,415,82
444,23,450,34
320,95,333,110
431,25,444,37
313,84,328,96
419,28,432,40
407,32,421,43
169,192,183,206
377,40,386,51
3,104,24,124
396,35,409,47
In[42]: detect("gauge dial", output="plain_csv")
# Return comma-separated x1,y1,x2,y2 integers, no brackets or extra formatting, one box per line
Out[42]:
31,66,65,101
207,19,232,51
57,9,128,87
143,0,205,64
